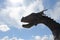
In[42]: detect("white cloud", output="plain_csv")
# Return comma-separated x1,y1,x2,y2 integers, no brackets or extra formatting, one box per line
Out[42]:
8,0,24,3
9,7,22,19
18,38,24,40
33,35,54,40
0,0,44,29
7,0,24,6
45,1,60,21
34,36,41,40
23,0,44,17
0,25,10,32
53,1,60,20
49,35,54,40
10,37,17,40
0,35,54,40
1,36,9,40
41,35,48,40
1,36,24,40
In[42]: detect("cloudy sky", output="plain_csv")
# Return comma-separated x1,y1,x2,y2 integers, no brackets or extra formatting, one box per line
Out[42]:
0,0,60,40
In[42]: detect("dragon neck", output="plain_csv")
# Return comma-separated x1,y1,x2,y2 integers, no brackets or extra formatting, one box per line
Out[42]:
39,16,60,40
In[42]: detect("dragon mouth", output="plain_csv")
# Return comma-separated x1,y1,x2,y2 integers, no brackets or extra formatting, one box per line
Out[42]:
22,22,34,28
22,22,29,26
21,17,34,28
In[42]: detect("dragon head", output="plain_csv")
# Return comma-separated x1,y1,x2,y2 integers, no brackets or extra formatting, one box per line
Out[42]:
21,9,47,28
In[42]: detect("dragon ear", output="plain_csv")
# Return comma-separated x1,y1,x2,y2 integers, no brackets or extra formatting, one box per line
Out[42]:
40,9,48,16
43,9,48,11
40,11,46,16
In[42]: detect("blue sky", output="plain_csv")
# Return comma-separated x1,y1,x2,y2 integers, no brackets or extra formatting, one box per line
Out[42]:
0,0,60,40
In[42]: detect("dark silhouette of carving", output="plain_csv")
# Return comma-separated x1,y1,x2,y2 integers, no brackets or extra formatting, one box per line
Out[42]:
21,9,60,40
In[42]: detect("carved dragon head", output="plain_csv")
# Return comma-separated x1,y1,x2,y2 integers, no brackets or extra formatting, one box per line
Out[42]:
21,9,47,28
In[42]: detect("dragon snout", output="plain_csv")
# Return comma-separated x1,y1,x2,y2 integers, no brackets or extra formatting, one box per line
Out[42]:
21,17,25,22
21,17,29,22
